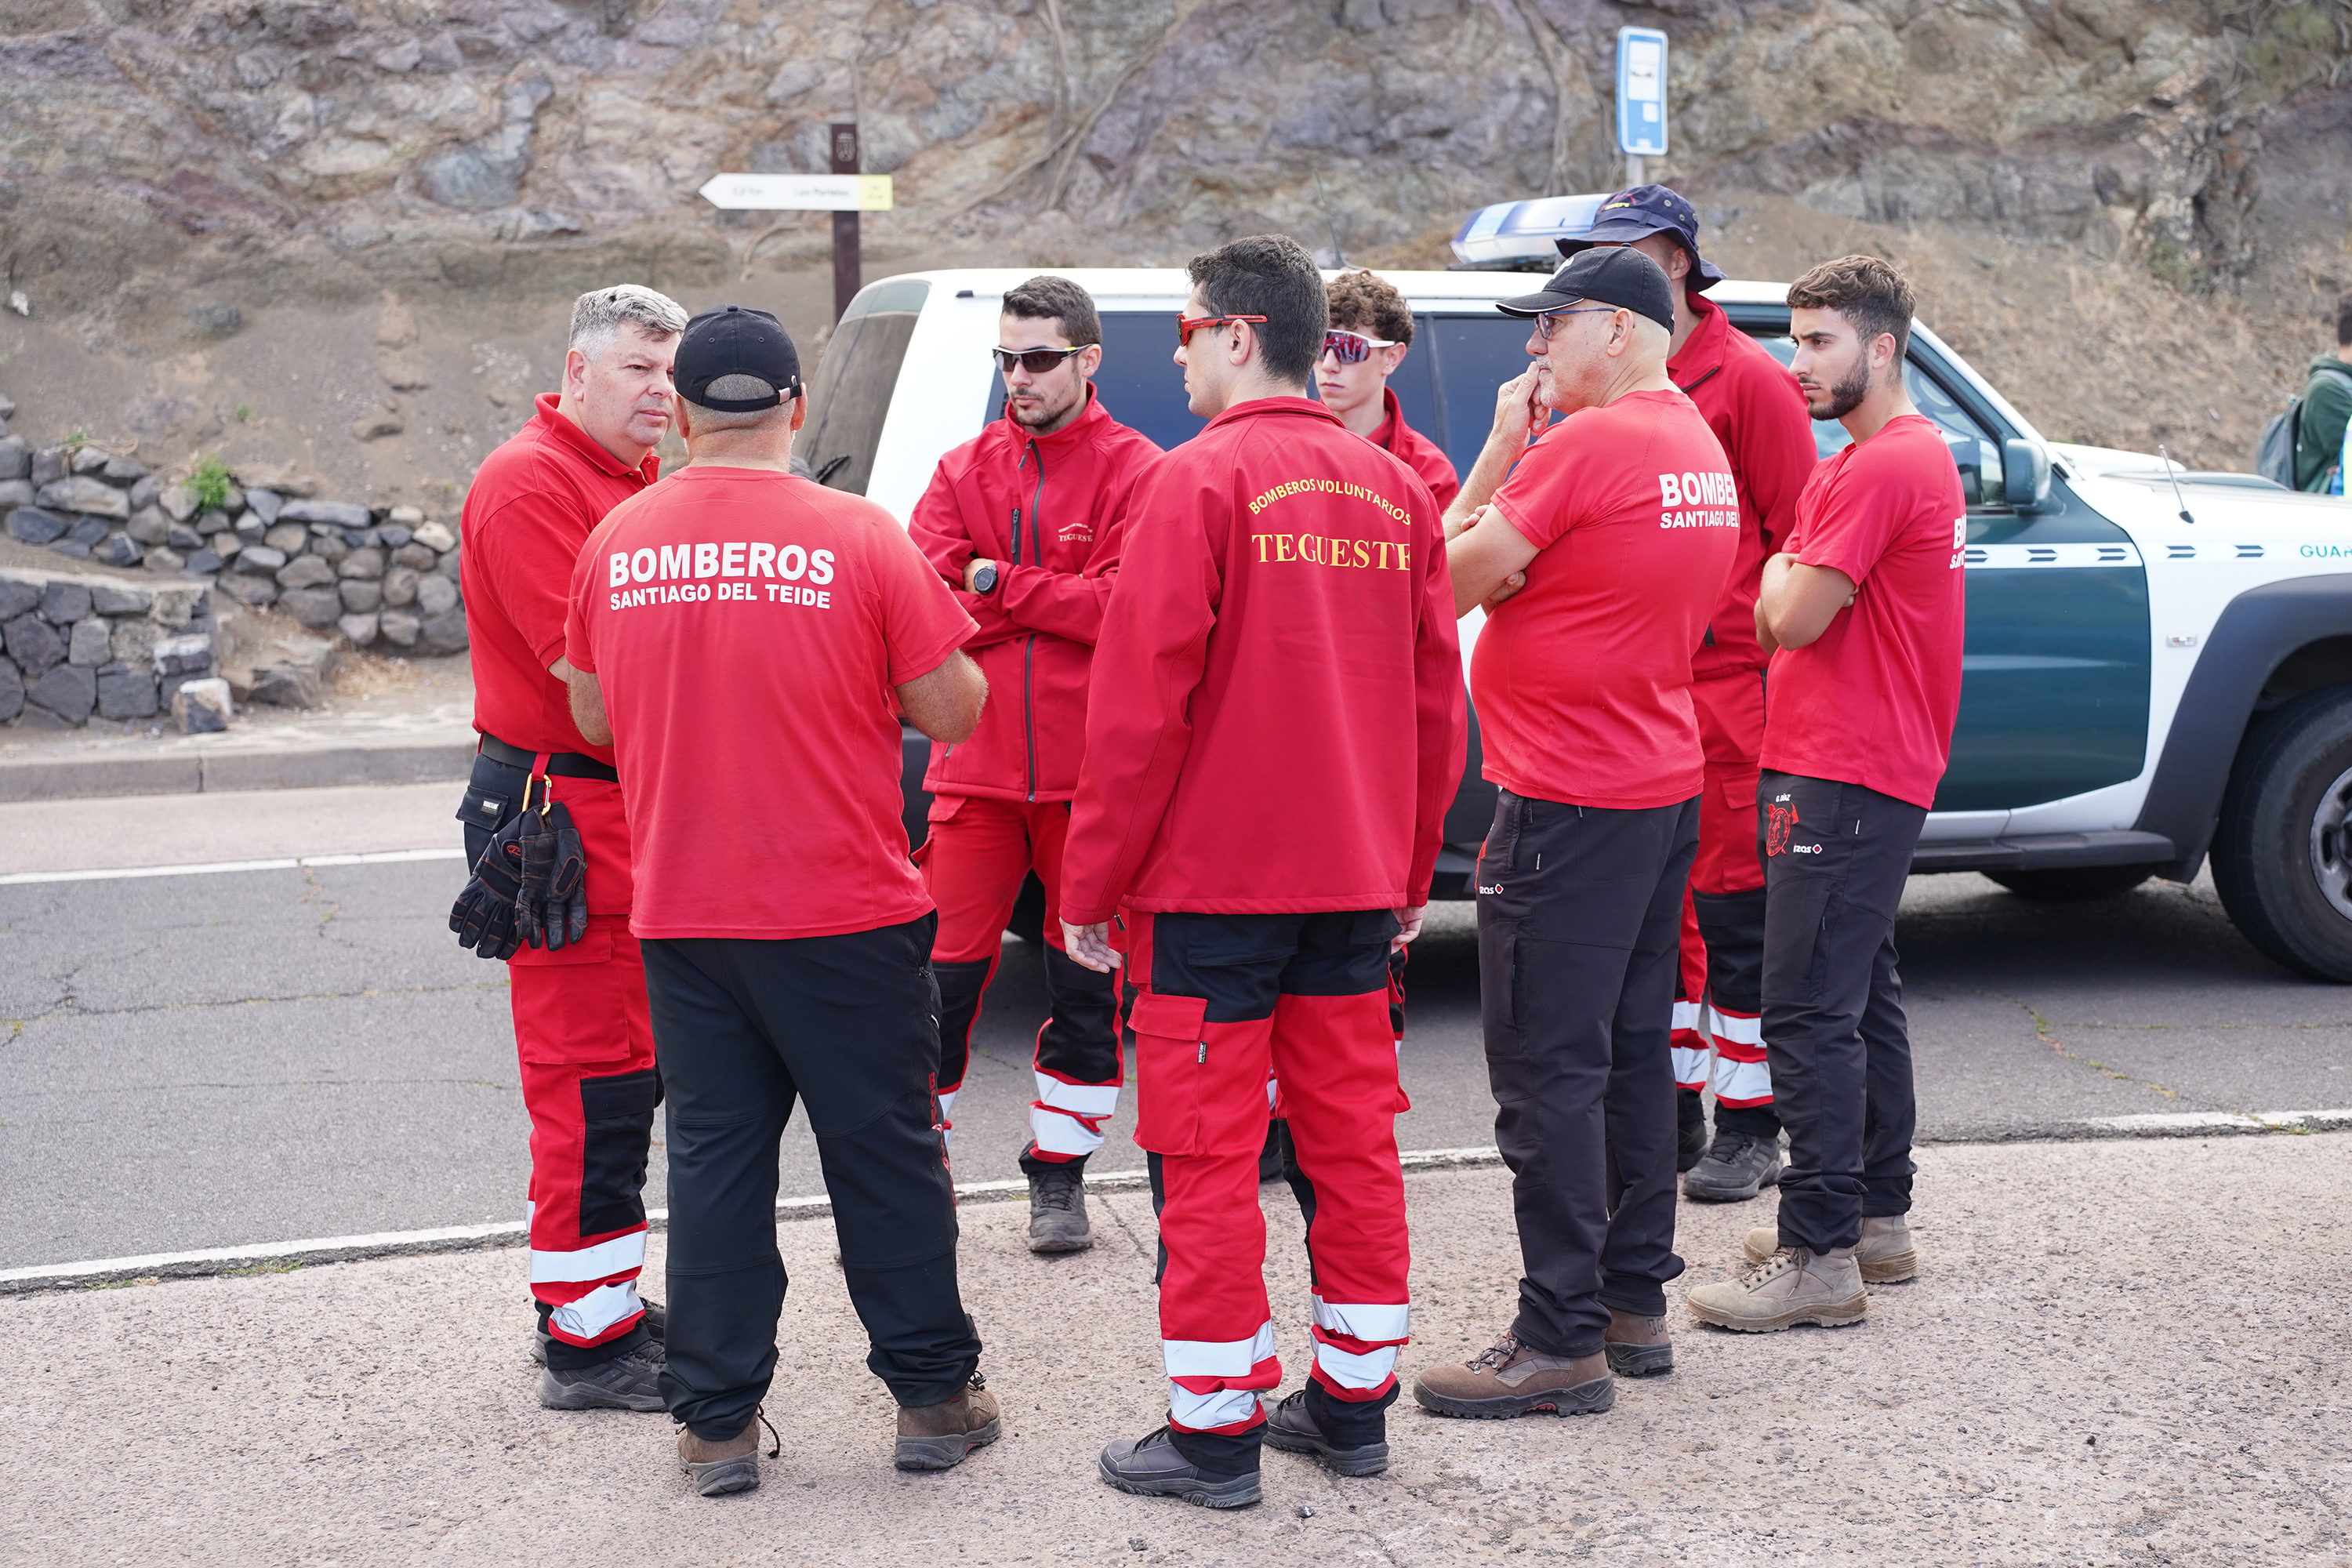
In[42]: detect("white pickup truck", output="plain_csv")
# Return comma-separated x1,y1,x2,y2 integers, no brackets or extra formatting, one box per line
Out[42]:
804,266,2352,982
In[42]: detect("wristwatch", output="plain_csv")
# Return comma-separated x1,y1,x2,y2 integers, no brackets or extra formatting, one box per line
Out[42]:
969,561,999,594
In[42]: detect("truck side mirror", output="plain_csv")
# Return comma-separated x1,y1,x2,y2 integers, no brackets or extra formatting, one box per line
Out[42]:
2003,437,2053,512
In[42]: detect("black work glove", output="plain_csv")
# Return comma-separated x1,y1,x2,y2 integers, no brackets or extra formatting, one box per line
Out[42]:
516,801,590,950
540,800,590,949
450,811,528,960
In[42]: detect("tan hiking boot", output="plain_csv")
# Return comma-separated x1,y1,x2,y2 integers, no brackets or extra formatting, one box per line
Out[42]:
1687,1247,1867,1333
1743,1214,1917,1283
1411,1331,1613,1419
895,1370,1004,1471
1602,1307,1673,1377
676,1410,774,1498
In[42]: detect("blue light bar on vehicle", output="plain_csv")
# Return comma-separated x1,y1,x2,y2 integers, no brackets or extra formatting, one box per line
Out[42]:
1450,194,1611,267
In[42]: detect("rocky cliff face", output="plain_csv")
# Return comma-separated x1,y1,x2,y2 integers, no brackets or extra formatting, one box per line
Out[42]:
0,0,2347,492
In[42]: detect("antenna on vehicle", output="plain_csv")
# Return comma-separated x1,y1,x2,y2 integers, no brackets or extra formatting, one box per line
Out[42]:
1313,170,1348,269
2156,444,2195,524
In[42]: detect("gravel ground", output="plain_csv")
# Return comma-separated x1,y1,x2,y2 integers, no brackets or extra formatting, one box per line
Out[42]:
7,1134,2344,1566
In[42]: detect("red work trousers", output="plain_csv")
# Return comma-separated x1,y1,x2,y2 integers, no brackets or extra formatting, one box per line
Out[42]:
467,753,658,1356
1674,670,1772,1109
1123,909,1410,1442
920,794,1121,1163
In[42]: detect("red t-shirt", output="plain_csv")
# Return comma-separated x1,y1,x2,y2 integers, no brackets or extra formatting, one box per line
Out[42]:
1762,413,1967,809
565,467,977,940
1370,388,1461,511
462,394,657,764
1475,388,1739,811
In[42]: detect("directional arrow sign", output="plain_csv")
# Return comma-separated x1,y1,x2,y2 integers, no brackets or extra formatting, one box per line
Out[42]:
699,172,895,212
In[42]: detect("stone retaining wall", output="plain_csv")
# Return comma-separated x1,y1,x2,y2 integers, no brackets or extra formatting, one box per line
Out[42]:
0,400,466,662
0,567,216,729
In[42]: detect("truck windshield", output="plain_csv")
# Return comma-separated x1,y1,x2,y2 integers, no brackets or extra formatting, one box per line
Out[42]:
803,278,928,495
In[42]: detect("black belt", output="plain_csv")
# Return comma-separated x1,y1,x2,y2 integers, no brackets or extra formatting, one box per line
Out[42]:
478,733,619,782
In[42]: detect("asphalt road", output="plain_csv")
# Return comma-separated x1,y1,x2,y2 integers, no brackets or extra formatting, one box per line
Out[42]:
3,782,2349,1272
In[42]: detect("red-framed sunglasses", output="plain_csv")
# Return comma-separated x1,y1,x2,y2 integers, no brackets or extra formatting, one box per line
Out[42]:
1177,313,1265,347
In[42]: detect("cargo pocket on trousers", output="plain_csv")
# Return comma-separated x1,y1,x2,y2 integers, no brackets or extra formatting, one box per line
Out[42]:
1478,928,1534,1104
1129,991,1210,1156
577,1068,657,1237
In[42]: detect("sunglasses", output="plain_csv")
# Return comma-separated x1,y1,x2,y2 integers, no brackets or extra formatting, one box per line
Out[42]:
992,344,1094,374
1177,313,1265,347
1320,329,1399,365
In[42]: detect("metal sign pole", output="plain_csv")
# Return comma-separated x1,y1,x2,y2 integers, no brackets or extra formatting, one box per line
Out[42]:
830,122,861,324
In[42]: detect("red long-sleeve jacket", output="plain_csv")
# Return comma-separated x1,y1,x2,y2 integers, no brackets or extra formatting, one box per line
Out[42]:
1671,294,1820,681
1369,387,1461,511
1062,397,1466,922
906,388,1162,802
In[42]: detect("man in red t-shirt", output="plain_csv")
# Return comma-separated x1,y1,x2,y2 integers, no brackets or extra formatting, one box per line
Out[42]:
1414,247,1735,1424
564,305,1002,1495
457,283,685,1414
1560,187,1820,1200
906,274,1160,1254
1062,235,1464,1504
1687,256,1964,1334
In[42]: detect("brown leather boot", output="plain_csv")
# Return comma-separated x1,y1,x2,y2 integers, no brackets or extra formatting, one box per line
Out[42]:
1411,1331,1613,1419
895,1370,1004,1471
1743,1214,1917,1282
1687,1246,1866,1332
1602,1307,1673,1377
676,1410,773,1497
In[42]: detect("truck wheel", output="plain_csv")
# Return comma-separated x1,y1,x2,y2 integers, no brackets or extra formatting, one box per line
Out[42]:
1985,866,2156,900
2212,686,2352,982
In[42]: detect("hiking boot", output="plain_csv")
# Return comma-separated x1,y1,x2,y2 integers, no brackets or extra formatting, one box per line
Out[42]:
1262,1387,1388,1476
1411,1331,1613,1420
895,1370,1003,1471
1744,1214,1917,1283
1686,1247,1866,1333
1675,1090,1709,1174
1682,1130,1783,1203
531,1295,664,1366
1098,1425,1262,1508
1602,1307,1673,1377
1025,1160,1094,1254
537,1337,666,1411
676,1410,774,1497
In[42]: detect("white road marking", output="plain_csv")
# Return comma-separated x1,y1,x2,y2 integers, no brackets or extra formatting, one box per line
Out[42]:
0,1148,1512,1287
0,847,466,886
2074,1108,2352,1133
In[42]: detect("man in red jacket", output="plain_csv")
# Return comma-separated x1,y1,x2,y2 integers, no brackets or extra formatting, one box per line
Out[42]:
906,274,1161,1254
1319,270,1459,508
1560,187,1820,1201
457,283,686,1413
1062,234,1465,1506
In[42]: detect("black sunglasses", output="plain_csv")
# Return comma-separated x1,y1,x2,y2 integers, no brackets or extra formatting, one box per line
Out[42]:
992,344,1095,374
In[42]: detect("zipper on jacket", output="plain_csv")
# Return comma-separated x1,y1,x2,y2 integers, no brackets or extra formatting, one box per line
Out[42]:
1019,440,1047,801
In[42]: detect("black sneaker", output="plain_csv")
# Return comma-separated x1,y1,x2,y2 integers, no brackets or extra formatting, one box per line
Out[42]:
532,1296,664,1366
1025,1160,1094,1254
1682,1130,1783,1203
537,1338,666,1411
1098,1426,1262,1508
1262,1388,1388,1476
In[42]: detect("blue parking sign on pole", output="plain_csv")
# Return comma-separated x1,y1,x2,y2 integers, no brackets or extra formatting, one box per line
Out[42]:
1617,27,1668,163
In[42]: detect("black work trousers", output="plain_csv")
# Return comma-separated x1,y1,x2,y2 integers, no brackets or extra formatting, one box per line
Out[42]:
1758,771,1927,1254
641,916,982,1440
1477,789,1697,1359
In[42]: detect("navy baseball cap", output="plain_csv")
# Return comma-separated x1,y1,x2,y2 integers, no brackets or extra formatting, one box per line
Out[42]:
1496,246,1675,335
1556,183,1726,292
675,303,804,412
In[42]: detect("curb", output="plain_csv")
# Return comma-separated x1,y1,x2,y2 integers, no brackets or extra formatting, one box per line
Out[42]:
0,736,475,802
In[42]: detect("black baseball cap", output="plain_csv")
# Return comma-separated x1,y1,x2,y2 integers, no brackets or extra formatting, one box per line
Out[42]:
1555,183,1726,292
675,303,803,411
1496,246,1675,334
